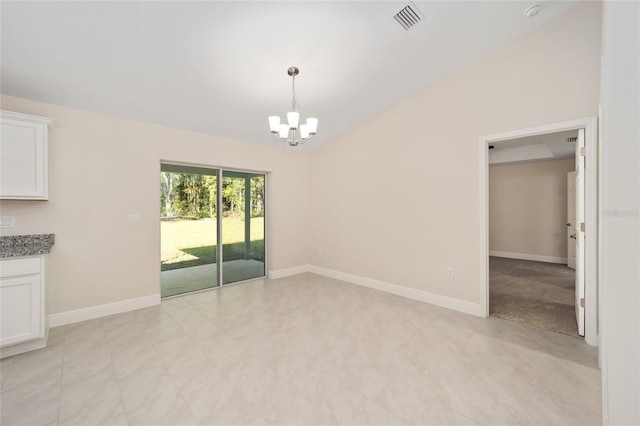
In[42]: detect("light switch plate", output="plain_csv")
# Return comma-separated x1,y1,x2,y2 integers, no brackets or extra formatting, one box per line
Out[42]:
0,216,15,228
128,214,141,224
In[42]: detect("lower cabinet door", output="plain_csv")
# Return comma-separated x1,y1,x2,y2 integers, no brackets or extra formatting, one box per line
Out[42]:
0,274,43,346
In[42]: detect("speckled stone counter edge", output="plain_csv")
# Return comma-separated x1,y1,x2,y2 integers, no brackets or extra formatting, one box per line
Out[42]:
0,234,55,258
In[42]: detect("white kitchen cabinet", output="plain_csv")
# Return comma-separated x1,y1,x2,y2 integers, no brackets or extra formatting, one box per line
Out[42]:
0,257,46,357
0,110,54,200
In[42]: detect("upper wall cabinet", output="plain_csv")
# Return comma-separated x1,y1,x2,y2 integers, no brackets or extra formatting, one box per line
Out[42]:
0,111,54,200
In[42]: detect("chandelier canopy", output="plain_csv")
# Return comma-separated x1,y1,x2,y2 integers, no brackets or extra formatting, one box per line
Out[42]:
268,66,318,147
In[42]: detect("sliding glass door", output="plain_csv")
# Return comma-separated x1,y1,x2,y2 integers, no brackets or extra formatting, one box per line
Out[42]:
221,171,265,284
160,164,266,297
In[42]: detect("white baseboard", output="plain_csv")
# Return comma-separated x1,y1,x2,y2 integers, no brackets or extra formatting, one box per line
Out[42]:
48,262,484,328
308,265,483,317
48,294,160,328
489,250,568,265
268,264,311,280
45,263,485,329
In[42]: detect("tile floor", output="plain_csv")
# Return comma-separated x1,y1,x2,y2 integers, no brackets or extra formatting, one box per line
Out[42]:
1,273,601,425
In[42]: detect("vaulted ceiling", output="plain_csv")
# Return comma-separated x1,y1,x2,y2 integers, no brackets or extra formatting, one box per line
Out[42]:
1,1,580,150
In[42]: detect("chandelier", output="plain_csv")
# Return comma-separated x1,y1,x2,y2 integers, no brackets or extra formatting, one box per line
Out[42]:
268,66,318,147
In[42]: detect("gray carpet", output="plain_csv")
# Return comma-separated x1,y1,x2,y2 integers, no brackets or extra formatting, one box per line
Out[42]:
490,256,579,337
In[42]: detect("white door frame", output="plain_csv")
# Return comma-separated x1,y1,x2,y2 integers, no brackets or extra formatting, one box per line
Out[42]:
479,116,598,346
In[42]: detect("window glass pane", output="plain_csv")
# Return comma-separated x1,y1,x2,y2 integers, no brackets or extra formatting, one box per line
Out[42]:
221,172,265,284
160,168,219,297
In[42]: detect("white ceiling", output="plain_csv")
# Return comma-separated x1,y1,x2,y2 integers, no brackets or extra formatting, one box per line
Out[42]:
489,129,579,165
1,1,580,150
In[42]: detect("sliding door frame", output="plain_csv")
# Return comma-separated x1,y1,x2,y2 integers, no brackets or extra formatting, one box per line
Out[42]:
160,160,268,296
217,168,223,286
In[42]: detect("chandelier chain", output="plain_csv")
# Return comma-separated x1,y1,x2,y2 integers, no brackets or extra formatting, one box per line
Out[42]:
291,74,299,112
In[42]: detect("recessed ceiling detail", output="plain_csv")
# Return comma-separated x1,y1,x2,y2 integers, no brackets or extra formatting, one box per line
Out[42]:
394,4,422,31
489,129,579,165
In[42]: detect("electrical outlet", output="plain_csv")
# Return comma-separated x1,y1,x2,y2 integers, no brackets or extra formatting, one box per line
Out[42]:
128,214,141,224
0,216,15,228
447,267,454,279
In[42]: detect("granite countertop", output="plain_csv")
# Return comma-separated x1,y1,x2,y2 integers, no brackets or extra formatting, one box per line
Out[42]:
0,234,55,258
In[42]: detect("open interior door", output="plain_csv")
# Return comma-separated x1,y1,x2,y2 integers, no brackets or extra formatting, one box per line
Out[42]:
575,129,585,337
567,171,577,270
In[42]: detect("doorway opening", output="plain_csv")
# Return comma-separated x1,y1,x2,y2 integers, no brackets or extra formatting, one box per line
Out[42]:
487,131,578,335
479,117,598,346
160,163,266,298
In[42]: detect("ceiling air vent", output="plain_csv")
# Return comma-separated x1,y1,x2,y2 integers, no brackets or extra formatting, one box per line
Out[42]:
567,136,578,142
394,4,422,31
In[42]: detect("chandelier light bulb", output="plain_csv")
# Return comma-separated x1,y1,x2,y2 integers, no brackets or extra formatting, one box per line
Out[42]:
278,124,289,139
300,124,310,139
268,116,280,133
287,112,300,130
306,117,318,135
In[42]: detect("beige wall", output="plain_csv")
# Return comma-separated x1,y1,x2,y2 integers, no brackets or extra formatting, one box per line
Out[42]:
309,2,601,304
600,0,640,423
489,159,575,260
0,95,310,315
0,2,603,318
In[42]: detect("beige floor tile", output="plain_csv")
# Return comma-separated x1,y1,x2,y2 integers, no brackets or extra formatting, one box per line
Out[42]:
0,272,602,426
1,345,63,392
106,328,154,355
199,332,253,372
63,336,111,363
261,391,336,426
196,393,265,426
177,314,223,341
0,379,61,426
0,358,11,387
165,305,203,325
46,326,66,347
112,344,165,383
164,348,221,390
374,384,476,425
58,371,125,426
126,402,196,426
122,372,196,425
61,347,113,387
177,368,242,423
235,370,292,413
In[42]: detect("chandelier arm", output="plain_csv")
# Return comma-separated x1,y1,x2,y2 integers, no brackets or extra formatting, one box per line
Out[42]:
271,131,314,145
270,130,315,143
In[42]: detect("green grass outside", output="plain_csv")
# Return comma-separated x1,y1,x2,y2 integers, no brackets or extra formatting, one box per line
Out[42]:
161,217,264,271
